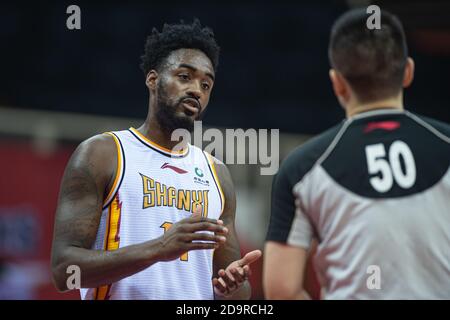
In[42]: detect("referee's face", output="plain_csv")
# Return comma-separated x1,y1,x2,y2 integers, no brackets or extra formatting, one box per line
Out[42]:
153,48,215,132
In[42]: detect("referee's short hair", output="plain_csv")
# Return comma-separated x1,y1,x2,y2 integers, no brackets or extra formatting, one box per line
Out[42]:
328,8,408,103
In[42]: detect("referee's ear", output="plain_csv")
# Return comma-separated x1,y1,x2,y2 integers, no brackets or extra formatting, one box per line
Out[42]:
145,70,159,91
329,69,350,105
402,57,415,89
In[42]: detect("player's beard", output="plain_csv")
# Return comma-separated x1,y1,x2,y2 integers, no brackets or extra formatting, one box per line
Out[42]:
155,82,202,134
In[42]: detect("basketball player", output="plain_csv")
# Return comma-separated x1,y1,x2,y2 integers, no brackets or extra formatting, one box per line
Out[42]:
264,9,450,299
51,19,261,300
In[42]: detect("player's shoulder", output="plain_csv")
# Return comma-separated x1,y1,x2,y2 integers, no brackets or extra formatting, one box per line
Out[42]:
78,132,117,155
205,152,224,166
69,133,119,174
279,122,344,184
202,150,230,179
406,112,450,142
202,151,235,212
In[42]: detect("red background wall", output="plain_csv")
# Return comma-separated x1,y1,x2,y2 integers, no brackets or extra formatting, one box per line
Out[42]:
0,140,78,299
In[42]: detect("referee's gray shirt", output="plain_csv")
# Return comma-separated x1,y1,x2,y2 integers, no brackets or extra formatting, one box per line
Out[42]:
267,109,450,299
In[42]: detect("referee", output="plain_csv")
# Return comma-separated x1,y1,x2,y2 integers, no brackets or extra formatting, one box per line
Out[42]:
264,9,450,299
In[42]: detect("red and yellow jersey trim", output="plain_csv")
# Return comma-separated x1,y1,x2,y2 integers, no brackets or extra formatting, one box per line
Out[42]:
129,127,189,157
94,194,122,300
102,132,125,209
204,152,225,214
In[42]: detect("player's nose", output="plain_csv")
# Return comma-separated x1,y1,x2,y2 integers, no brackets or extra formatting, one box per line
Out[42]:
186,82,202,101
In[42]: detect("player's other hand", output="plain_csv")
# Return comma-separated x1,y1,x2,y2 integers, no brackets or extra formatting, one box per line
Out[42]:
157,205,228,262
212,249,262,297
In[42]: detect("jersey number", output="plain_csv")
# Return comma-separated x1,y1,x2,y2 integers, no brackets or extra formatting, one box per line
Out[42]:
365,141,416,193
160,222,188,261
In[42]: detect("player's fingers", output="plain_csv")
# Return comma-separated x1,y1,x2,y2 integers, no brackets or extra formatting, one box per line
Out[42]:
212,278,221,290
237,249,262,267
184,233,226,243
187,242,220,251
224,268,236,283
230,267,245,284
186,214,224,226
213,226,228,236
182,215,219,224
243,265,252,278
213,277,228,295
192,204,202,217
218,277,229,293
187,222,228,234
220,270,237,289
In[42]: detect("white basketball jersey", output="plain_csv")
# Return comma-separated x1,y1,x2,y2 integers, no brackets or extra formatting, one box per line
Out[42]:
80,127,224,300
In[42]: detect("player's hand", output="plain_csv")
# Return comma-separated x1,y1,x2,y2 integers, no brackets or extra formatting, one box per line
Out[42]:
212,250,262,297
156,205,228,262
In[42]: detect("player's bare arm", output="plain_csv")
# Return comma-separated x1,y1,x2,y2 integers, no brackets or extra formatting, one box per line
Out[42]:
211,157,262,300
51,135,227,292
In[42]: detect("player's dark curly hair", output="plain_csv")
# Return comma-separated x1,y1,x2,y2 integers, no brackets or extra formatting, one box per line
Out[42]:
140,19,220,75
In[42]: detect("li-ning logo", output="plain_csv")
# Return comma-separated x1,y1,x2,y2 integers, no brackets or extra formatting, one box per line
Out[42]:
161,162,188,174
364,121,400,133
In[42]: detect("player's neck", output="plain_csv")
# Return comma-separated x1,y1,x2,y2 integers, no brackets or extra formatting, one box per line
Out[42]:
137,118,189,152
346,95,404,118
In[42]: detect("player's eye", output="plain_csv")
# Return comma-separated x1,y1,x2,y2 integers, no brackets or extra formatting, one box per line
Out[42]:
202,82,211,91
178,74,190,81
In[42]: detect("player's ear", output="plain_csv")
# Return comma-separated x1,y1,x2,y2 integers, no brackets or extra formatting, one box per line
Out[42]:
145,70,158,90
329,69,349,100
403,57,415,88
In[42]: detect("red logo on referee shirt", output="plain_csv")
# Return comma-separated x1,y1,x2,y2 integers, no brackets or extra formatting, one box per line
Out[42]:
161,162,188,174
364,121,400,133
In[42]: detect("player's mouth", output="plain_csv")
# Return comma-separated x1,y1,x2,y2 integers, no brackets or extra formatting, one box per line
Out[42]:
180,98,200,116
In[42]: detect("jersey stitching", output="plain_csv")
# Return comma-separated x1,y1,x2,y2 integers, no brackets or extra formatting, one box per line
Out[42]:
350,108,405,120
406,111,450,144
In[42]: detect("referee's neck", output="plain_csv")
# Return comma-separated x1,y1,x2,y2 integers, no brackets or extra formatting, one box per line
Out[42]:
346,95,404,118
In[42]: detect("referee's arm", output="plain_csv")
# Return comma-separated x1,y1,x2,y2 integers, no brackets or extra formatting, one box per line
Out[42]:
263,161,314,300
264,242,310,299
